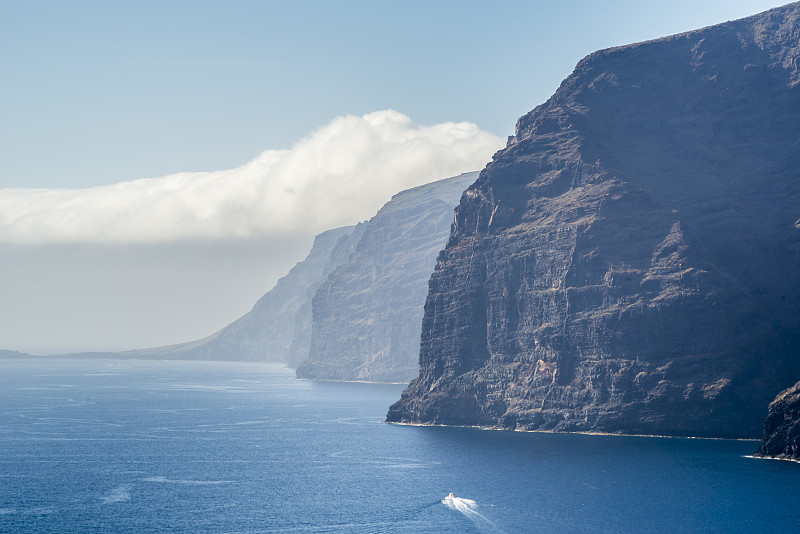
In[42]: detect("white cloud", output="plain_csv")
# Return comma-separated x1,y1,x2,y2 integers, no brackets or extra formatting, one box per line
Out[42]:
0,110,503,243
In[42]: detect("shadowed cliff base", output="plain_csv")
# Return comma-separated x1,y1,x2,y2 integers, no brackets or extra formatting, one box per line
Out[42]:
754,380,800,461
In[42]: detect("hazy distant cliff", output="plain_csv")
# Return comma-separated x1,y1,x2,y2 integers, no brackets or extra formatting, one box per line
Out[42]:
183,226,361,362
285,224,366,368
388,3,800,438
73,225,360,362
56,173,475,370
296,172,479,383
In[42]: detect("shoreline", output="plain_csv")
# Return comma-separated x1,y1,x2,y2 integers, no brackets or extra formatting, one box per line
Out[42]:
10,355,411,385
295,377,409,385
744,454,800,465
385,420,761,443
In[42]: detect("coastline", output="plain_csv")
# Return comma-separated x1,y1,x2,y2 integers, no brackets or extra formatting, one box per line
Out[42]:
295,377,409,386
385,420,761,442
745,454,800,465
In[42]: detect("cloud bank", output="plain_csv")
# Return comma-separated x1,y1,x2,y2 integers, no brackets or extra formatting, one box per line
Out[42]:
0,110,504,243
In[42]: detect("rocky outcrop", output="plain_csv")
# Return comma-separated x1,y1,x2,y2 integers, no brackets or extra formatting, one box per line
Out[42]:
755,381,800,461
387,4,800,438
296,172,479,383
68,225,360,362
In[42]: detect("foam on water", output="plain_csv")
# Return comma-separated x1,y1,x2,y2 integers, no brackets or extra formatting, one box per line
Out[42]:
442,495,505,533
143,476,233,485
100,485,131,504
2,359,797,533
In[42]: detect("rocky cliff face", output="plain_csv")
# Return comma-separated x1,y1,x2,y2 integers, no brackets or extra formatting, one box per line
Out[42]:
76,225,360,362
285,224,365,368
387,4,800,438
296,172,479,383
756,381,800,461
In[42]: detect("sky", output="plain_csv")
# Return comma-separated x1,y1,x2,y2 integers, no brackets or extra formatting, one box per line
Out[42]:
0,0,787,354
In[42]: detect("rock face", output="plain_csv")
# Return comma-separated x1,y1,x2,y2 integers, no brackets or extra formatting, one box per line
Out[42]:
284,225,366,368
76,225,360,362
387,4,800,438
756,381,800,460
296,172,479,383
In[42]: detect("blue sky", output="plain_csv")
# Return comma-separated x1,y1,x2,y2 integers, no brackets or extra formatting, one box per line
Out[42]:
0,1,788,354
0,0,785,189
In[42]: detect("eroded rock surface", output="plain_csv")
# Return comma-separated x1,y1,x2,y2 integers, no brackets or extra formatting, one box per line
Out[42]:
387,4,800,438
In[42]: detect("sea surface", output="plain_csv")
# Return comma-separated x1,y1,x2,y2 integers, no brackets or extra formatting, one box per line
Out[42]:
0,358,798,533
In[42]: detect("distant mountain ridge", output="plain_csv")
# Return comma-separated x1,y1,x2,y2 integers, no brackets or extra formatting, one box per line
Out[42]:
387,3,800,438
59,225,360,362
50,172,478,378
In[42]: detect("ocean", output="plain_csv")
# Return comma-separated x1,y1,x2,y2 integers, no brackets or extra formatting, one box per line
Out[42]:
0,358,797,533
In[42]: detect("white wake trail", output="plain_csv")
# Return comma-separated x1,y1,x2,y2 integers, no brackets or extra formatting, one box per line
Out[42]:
442,495,505,533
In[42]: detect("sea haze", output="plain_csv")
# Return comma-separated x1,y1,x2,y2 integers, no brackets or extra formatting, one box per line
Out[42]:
1,358,798,533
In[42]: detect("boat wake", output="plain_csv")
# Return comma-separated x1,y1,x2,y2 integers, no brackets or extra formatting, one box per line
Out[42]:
100,485,131,504
442,494,505,533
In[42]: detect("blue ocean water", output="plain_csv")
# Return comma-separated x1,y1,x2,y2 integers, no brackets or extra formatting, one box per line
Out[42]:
0,359,798,533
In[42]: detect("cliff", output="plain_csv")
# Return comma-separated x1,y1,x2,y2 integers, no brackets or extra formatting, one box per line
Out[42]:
387,3,800,438
66,225,360,362
285,224,365,368
755,381,800,461
296,172,479,383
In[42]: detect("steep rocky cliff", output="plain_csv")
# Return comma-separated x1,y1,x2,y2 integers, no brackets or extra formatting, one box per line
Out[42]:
756,381,800,461
71,225,360,362
388,4,800,438
285,224,365,368
296,172,479,383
